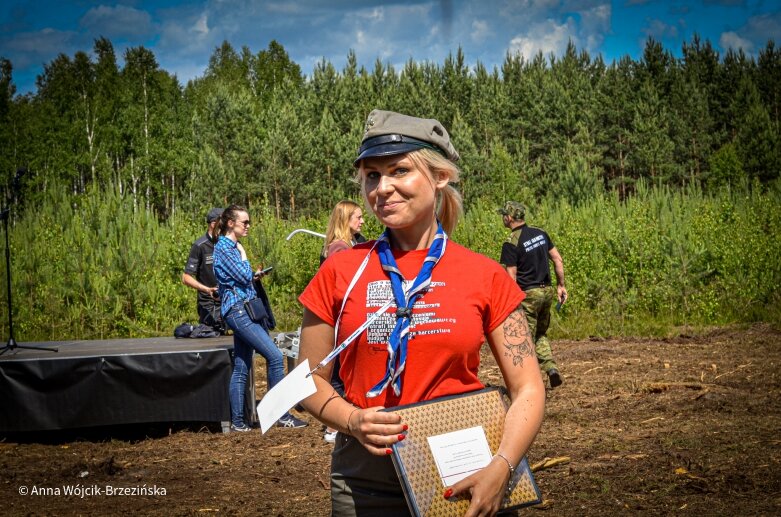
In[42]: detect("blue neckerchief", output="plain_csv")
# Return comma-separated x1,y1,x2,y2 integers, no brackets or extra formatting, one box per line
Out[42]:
367,222,448,398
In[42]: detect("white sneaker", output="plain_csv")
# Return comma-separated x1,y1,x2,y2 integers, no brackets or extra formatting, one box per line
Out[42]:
324,429,337,443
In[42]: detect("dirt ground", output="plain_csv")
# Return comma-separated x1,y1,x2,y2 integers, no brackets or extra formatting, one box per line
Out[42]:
2,323,780,516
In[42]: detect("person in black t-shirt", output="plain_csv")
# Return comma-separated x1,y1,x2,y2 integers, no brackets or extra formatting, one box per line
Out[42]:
182,207,225,333
498,201,568,388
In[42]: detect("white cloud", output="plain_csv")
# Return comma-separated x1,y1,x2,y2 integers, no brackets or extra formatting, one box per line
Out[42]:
339,4,436,64
742,12,781,44
577,2,611,54
153,7,222,85
578,2,611,32
509,17,577,60
643,18,679,39
157,9,218,59
719,31,754,53
193,13,210,35
713,12,781,56
79,5,153,40
499,1,610,61
471,20,490,43
357,7,385,22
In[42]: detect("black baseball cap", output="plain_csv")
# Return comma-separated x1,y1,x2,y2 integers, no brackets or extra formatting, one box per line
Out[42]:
206,207,223,223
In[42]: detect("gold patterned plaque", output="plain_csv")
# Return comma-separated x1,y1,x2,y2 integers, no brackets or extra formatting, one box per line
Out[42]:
382,387,542,516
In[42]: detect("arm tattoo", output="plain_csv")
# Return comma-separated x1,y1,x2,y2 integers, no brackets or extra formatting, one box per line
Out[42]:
503,305,535,366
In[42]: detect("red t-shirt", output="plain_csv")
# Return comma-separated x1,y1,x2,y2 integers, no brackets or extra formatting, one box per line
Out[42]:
299,240,524,409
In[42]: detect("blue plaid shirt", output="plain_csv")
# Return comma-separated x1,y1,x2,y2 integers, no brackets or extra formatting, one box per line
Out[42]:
213,236,256,316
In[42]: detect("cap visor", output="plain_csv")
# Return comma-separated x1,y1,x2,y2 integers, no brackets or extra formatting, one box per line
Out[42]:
353,142,426,166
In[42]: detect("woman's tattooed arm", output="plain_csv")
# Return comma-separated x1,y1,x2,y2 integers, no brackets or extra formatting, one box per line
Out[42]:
503,305,535,366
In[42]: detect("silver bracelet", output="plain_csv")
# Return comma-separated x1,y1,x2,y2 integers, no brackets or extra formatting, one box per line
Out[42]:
494,453,515,474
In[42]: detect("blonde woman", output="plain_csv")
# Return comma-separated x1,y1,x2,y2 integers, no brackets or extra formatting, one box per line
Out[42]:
298,111,545,515
320,200,364,442
320,200,365,265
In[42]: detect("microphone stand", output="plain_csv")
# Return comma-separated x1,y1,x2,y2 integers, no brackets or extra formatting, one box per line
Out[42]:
0,174,58,355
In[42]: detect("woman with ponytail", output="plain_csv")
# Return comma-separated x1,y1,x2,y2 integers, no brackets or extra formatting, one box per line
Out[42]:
298,110,545,515
213,205,308,432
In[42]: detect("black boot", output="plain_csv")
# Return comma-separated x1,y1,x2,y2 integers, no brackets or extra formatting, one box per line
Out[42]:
548,368,563,388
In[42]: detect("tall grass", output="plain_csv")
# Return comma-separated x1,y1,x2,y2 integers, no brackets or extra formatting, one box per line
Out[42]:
456,181,781,337
2,185,196,339
1,182,778,341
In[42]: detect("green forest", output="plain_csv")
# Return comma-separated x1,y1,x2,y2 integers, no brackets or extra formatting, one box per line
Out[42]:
0,36,779,341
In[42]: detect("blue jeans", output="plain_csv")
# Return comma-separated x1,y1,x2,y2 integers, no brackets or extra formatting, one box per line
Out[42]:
225,303,287,427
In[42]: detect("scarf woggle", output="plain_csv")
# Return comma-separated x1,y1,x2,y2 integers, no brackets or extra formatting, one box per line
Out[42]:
366,223,448,398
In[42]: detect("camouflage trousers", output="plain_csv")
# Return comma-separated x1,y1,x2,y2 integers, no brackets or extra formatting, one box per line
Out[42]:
521,286,558,373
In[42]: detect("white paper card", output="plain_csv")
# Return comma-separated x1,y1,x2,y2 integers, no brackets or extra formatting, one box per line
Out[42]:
256,358,317,434
427,425,493,487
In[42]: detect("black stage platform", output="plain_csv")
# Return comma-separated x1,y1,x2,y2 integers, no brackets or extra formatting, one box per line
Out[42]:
0,336,246,434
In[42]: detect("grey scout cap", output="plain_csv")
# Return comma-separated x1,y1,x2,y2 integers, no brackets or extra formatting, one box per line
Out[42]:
354,109,460,166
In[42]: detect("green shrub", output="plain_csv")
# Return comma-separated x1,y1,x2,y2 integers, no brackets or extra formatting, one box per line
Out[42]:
1,183,778,341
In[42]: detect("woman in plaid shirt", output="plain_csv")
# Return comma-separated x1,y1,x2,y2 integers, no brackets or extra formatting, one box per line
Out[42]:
213,204,308,432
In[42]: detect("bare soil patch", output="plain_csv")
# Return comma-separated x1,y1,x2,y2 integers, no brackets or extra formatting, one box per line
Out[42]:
3,324,780,516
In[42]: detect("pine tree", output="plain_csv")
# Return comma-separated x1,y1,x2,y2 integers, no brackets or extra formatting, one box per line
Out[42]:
757,40,781,127
253,40,303,104
629,81,675,181
733,76,780,183
707,142,743,189
669,71,714,185
599,57,637,196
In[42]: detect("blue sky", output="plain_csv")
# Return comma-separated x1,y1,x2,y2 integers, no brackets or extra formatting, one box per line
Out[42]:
1,0,779,95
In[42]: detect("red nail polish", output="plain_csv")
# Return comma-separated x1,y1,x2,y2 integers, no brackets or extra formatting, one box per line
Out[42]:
385,448,392,455
397,434,406,441
402,424,409,431
443,488,453,499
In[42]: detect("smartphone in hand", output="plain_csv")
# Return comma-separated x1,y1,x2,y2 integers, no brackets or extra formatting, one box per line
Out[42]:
254,266,273,278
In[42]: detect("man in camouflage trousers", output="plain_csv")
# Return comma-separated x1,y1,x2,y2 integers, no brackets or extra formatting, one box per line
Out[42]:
498,201,568,388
